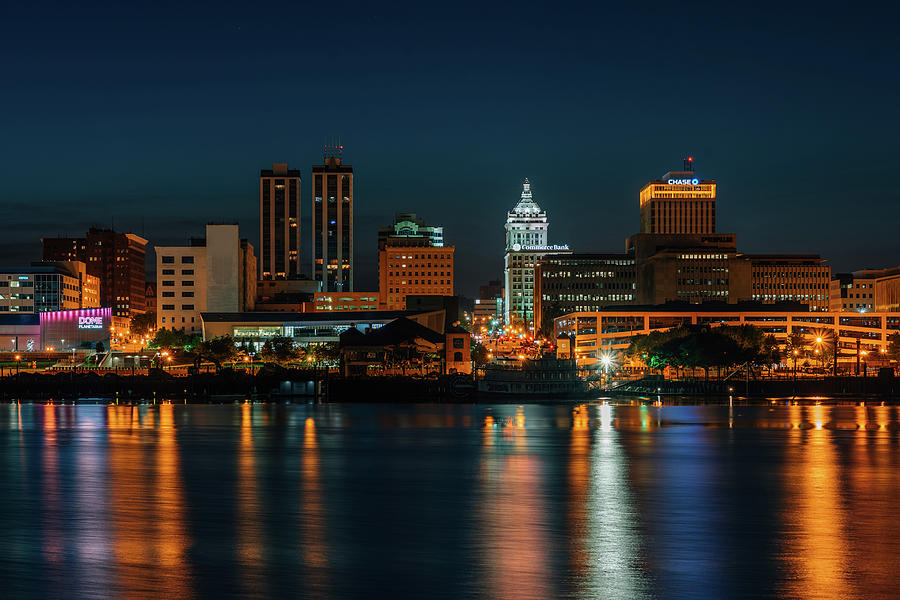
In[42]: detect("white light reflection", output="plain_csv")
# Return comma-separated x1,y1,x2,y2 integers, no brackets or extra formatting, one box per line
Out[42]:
582,403,648,596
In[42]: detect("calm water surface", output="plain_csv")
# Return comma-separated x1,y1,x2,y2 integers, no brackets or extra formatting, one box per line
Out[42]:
1,401,900,599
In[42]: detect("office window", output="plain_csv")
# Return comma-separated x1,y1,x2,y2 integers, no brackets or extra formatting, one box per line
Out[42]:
162,304,175,310
182,256,194,264
162,256,175,264
162,269,175,275
182,269,194,275
182,304,194,310
182,291,194,297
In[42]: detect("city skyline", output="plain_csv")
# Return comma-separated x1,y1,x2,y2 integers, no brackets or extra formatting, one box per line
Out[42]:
3,3,899,297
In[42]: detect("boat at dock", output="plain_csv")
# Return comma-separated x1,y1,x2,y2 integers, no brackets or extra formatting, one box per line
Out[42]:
476,356,593,398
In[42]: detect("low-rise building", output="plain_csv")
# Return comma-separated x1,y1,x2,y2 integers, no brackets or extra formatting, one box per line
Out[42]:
554,303,900,368
339,317,471,376
831,266,900,313
200,309,448,350
748,255,831,311
306,292,381,312
0,262,100,314
0,307,116,352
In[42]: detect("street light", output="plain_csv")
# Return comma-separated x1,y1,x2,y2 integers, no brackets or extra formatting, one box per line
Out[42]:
793,349,799,380
15,354,20,376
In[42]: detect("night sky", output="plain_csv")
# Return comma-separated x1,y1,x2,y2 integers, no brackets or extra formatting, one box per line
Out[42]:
3,2,899,296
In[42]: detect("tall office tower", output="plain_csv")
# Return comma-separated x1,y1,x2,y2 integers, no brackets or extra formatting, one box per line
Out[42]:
639,157,717,234
259,163,302,280
505,179,547,250
502,180,571,325
42,227,148,317
312,144,353,291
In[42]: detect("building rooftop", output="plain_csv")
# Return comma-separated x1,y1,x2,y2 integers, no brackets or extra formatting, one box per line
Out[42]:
0,314,40,326
200,309,440,323
570,300,812,313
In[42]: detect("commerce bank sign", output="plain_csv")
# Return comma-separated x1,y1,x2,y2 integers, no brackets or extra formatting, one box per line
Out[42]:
511,243,571,252
78,316,104,329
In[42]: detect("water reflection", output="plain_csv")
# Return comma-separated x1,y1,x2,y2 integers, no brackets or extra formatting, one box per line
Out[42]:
781,405,849,599
237,402,265,597
584,404,650,597
0,403,899,599
477,406,551,599
300,416,330,597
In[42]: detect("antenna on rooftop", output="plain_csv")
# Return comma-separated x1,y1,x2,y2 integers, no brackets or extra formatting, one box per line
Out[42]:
324,136,343,160
683,156,694,172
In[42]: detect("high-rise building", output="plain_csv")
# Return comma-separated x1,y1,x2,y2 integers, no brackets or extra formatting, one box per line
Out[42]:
312,145,353,292
379,238,454,311
42,227,148,317
259,163,301,280
502,179,570,325
155,224,256,335
0,261,100,314
639,157,716,234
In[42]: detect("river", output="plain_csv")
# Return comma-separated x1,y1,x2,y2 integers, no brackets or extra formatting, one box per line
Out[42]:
1,401,899,599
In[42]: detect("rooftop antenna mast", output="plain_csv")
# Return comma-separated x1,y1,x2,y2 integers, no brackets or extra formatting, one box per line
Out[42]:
324,136,344,161
683,156,694,172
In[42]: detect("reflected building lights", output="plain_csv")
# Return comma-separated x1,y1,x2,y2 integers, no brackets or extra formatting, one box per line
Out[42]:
301,416,330,597
237,402,266,597
476,406,550,599
579,403,648,596
781,405,849,599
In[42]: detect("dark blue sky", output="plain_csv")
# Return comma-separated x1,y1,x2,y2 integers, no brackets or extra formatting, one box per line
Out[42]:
2,2,898,295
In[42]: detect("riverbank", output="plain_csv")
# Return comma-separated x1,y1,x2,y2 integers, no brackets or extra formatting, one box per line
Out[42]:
610,374,899,400
3,369,899,403
0,368,477,403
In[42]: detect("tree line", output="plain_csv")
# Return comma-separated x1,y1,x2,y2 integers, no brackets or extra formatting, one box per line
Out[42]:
627,324,780,378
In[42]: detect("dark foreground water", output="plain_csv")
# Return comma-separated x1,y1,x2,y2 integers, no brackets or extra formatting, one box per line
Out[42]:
2,402,900,599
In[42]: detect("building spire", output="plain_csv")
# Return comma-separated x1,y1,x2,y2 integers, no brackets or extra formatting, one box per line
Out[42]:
511,178,541,214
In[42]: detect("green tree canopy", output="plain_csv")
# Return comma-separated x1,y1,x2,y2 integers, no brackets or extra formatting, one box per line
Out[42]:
130,311,156,337
887,332,900,361
196,335,240,367
260,336,303,365
628,324,781,371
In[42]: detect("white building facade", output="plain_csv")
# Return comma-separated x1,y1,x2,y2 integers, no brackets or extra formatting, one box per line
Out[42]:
503,179,570,326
